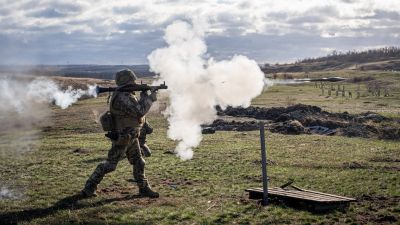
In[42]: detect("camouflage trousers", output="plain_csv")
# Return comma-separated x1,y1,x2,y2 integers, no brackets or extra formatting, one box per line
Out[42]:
84,131,147,191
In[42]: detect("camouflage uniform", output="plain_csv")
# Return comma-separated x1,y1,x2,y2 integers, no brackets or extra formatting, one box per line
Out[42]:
139,120,153,157
82,69,159,198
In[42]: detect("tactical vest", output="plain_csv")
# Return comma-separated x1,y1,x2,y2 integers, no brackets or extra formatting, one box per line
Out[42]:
110,91,145,131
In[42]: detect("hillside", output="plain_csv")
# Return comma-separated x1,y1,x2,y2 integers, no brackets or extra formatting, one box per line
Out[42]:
2,47,399,80
0,65,155,79
262,47,400,73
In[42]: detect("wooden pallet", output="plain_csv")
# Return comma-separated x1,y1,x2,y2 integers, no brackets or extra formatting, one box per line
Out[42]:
246,187,356,212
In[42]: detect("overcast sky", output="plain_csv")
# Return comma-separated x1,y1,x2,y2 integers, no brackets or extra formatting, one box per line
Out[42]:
0,0,399,65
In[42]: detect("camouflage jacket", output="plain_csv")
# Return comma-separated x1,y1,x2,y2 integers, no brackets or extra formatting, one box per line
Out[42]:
110,91,154,131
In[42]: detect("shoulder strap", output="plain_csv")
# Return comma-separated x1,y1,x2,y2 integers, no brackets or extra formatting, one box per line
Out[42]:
109,91,119,108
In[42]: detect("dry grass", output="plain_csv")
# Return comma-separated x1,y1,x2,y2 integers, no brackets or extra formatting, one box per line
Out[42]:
0,72,399,224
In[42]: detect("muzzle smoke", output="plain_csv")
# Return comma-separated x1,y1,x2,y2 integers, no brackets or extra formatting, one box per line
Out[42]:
148,20,265,160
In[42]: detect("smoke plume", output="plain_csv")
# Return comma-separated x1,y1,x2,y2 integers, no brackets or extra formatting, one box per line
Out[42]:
0,76,96,157
0,76,97,199
265,79,309,85
148,20,265,160
0,185,22,200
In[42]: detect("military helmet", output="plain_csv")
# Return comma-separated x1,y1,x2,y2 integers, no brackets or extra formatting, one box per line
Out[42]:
115,69,137,86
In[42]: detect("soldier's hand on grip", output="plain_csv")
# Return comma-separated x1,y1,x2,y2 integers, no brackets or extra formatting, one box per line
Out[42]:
140,90,148,99
149,90,157,101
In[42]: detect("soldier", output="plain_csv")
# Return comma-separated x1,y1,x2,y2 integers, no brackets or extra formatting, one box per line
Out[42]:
81,69,159,198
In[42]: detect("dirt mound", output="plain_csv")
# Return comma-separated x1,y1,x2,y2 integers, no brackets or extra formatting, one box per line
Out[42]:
357,195,400,224
220,104,323,121
211,104,400,140
202,119,259,134
271,120,308,135
219,104,389,124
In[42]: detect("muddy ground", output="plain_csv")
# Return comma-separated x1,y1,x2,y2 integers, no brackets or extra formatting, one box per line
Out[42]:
203,104,400,140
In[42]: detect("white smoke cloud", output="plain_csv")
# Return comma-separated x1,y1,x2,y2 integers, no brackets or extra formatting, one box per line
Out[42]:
0,76,97,199
0,76,97,157
264,78,309,86
148,20,265,160
0,185,22,200
0,77,97,112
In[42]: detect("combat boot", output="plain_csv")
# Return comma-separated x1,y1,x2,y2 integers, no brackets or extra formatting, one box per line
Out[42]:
141,144,152,157
139,181,159,198
81,181,98,198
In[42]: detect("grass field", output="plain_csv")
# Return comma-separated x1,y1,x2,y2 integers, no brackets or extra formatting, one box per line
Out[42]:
0,70,399,224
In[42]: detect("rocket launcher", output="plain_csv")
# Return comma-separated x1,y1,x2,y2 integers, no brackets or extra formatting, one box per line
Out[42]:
96,81,168,95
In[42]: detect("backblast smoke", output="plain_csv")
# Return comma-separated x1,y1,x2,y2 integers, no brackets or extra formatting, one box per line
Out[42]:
0,76,97,199
0,76,97,155
148,19,265,160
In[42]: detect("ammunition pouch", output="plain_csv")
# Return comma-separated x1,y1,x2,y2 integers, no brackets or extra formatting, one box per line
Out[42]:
105,131,119,141
143,121,153,134
100,111,115,131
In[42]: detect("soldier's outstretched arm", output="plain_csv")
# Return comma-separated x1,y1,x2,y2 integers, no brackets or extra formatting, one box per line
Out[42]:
113,92,155,117
137,90,157,114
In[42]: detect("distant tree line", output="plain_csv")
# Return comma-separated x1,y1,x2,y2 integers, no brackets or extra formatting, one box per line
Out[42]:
262,46,400,73
298,46,400,64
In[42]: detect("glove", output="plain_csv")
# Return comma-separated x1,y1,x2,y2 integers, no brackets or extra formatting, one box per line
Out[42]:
143,121,153,134
149,90,157,101
140,90,149,99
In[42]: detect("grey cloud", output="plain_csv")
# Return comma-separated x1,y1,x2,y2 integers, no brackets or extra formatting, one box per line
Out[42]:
271,5,339,24
207,30,400,63
20,1,44,10
112,6,140,15
26,2,84,18
368,10,400,21
0,28,165,64
267,12,289,20
340,0,358,3
288,15,327,25
309,5,339,16
28,8,68,18
302,5,339,19
215,12,255,35
118,22,147,31
51,2,84,14
0,7,11,16
237,1,251,9
0,0,398,65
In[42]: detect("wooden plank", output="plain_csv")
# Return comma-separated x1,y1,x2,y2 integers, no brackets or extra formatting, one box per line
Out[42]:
246,188,354,203
268,188,347,202
297,188,356,201
248,188,339,202
247,188,334,202
250,187,353,201
268,188,340,202
246,187,355,212
269,190,338,202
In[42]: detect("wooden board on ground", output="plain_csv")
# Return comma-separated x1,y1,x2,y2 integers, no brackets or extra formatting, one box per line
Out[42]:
246,187,356,212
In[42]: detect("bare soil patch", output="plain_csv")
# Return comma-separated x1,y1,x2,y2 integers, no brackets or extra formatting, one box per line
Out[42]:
355,195,400,224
